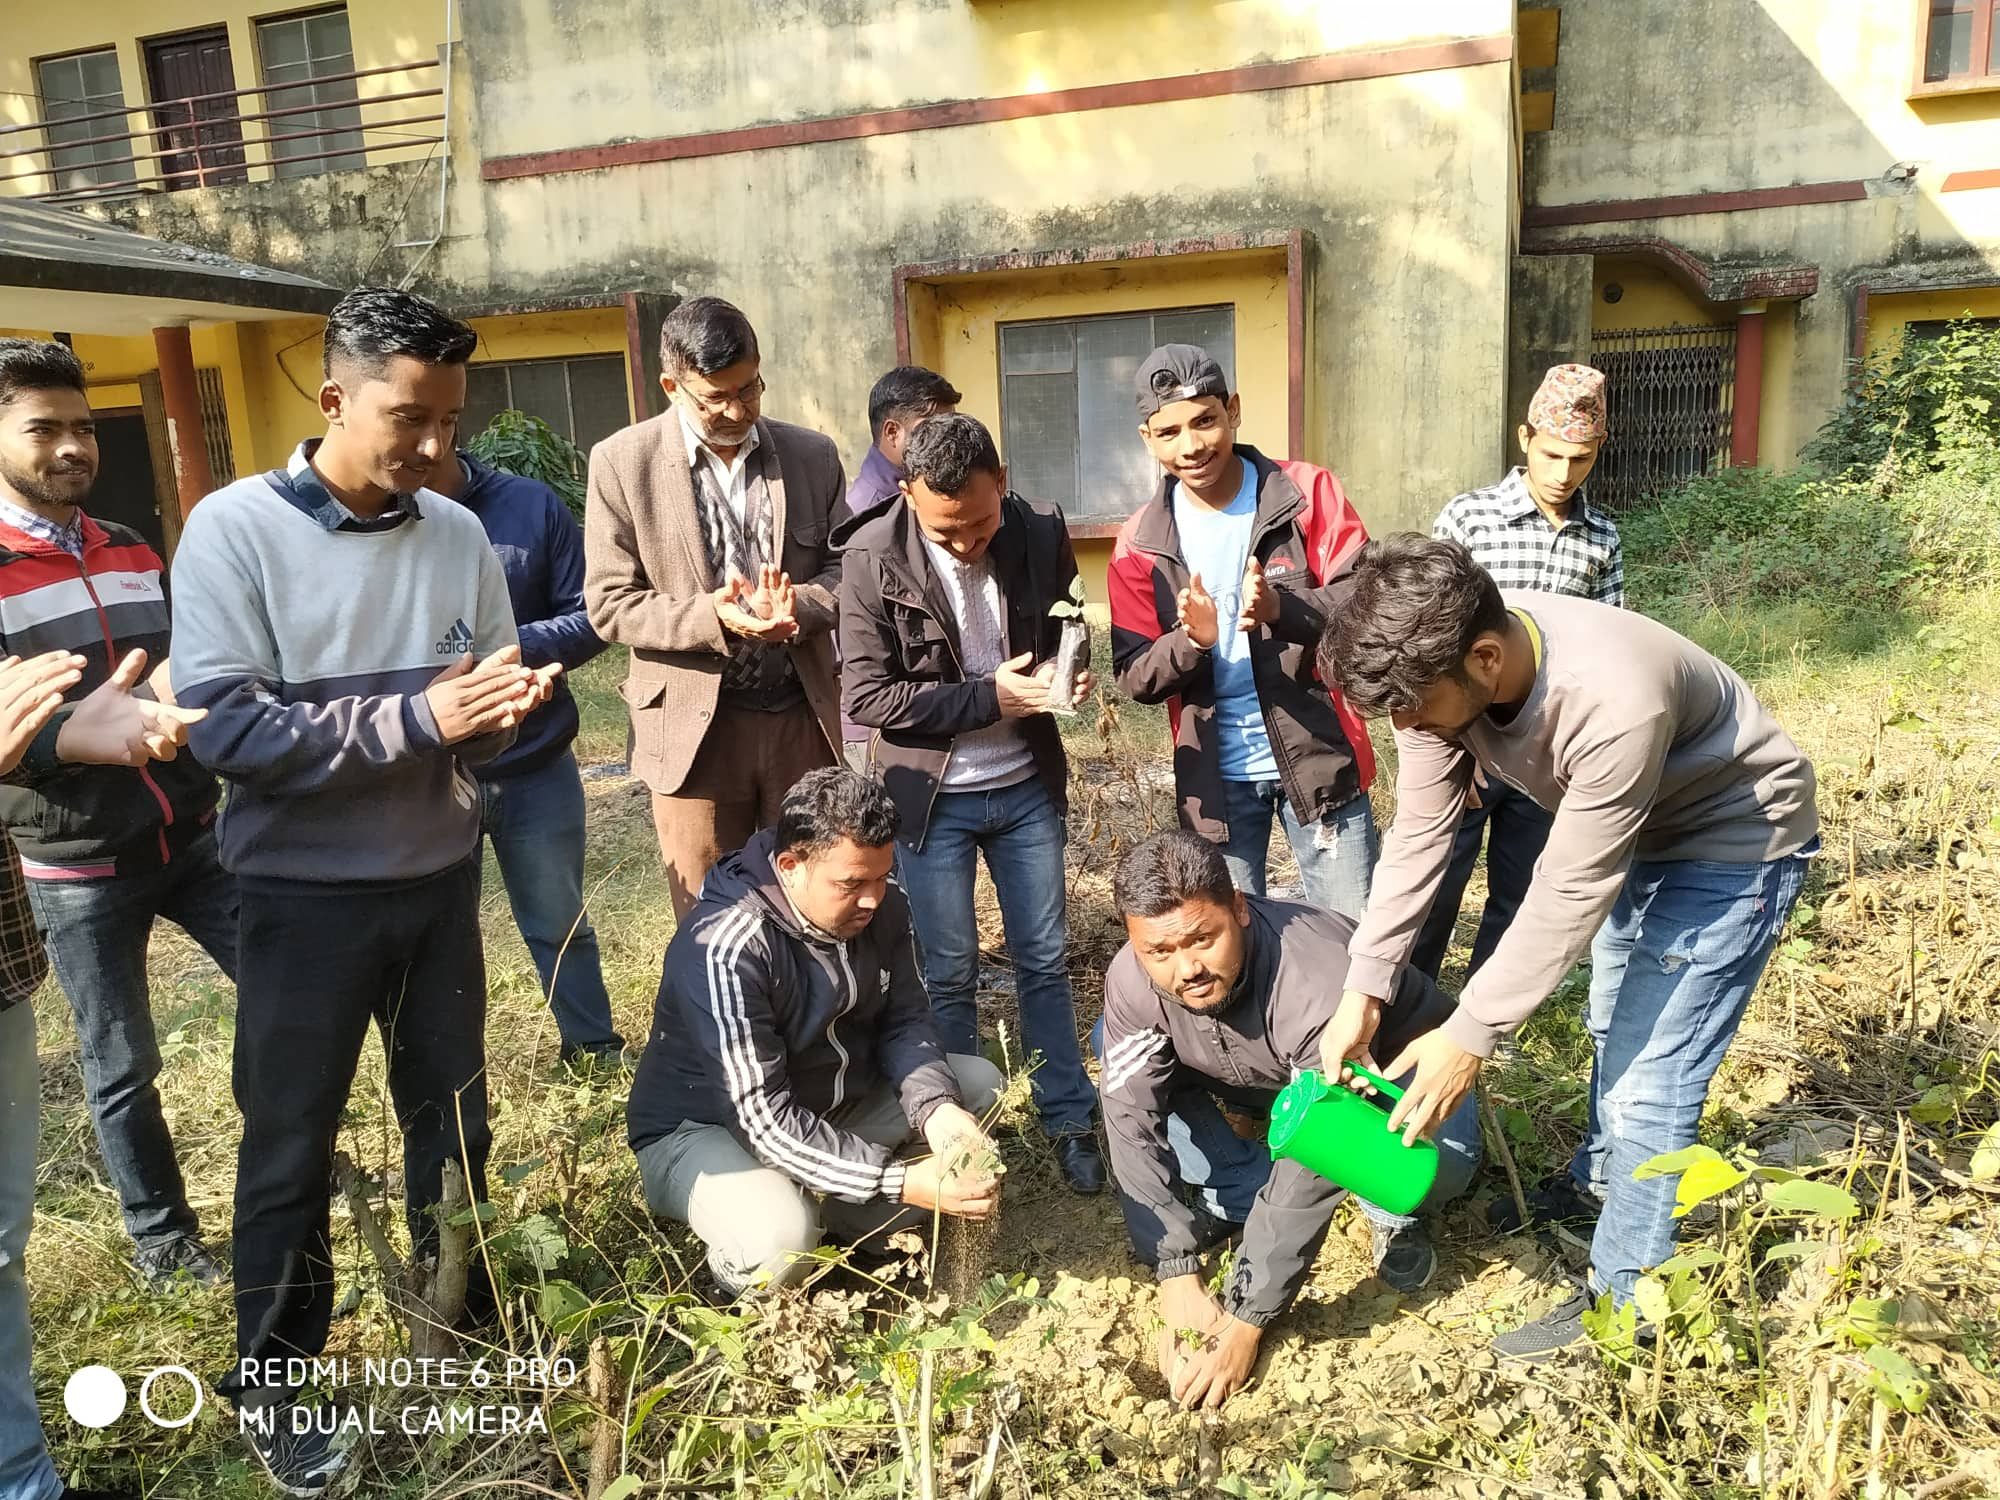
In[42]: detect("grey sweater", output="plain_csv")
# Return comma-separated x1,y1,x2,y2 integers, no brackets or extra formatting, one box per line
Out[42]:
169,446,518,883
1345,591,1817,1056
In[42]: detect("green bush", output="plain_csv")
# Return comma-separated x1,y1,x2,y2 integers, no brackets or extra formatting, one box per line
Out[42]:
1805,317,2000,476
465,409,588,519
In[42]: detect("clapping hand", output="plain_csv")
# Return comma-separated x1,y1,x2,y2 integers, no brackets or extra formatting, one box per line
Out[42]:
1238,557,1279,632
1177,572,1219,648
0,651,86,774
714,564,798,642
56,649,207,767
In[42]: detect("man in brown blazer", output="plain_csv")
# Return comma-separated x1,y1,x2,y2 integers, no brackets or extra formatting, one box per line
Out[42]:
585,296,844,918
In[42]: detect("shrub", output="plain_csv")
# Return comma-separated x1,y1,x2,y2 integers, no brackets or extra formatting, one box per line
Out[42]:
465,409,588,519
1805,317,2000,476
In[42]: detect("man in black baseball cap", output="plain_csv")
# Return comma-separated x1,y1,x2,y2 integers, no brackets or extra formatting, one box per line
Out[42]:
1106,342,1380,920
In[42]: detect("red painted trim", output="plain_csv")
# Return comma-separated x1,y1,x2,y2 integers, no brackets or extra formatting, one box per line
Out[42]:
1731,309,1765,467
892,266,912,365
622,292,650,425
1523,179,1868,229
1285,230,1306,458
1851,284,1871,365
1941,168,2000,192
482,36,1513,182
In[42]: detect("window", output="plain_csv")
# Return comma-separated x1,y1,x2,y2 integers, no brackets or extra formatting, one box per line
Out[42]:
37,50,131,195
258,7,365,178
1902,315,2000,341
462,356,630,455
1917,0,2000,90
999,306,1236,520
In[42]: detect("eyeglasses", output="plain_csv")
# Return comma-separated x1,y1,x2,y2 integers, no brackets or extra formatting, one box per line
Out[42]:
681,374,766,416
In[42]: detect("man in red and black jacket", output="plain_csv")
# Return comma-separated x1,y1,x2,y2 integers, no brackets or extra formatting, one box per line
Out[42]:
0,339,234,1291
1108,344,1378,920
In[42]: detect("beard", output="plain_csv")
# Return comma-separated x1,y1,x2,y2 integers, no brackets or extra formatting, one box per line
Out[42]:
0,454,91,512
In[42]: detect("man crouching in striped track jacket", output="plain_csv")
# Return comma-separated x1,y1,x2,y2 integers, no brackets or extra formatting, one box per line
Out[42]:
627,767,1004,1299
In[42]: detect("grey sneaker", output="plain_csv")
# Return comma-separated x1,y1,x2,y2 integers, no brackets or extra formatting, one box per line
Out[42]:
1491,1286,1593,1362
1369,1219,1438,1294
243,1397,354,1496
136,1234,226,1291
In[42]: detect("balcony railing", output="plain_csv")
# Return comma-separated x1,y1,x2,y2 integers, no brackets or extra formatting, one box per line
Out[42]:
0,58,443,206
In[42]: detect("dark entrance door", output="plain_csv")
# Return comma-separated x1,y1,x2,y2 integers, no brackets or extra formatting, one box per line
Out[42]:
91,411,167,558
146,28,247,191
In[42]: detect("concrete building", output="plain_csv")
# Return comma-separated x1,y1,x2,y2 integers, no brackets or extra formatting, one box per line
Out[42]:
3,1,1997,592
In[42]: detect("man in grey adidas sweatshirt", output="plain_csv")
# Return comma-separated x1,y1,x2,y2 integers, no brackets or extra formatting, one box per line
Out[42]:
1314,535,1816,1362
169,288,554,1490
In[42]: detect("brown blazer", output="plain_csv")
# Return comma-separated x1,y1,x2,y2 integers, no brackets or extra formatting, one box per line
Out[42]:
584,412,846,794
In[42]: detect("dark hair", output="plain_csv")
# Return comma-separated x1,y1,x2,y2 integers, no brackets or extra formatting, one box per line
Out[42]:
321,286,477,378
902,412,1002,497
659,296,759,378
774,767,901,860
868,365,962,442
0,338,86,409
1316,535,1508,718
1113,830,1236,920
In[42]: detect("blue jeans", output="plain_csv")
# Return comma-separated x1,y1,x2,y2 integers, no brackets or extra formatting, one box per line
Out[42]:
479,750,622,1057
1,1002,61,1500
24,831,237,1251
898,777,1095,1136
1408,779,1554,981
1089,1015,1481,1232
1217,781,1379,922
1575,846,1814,1300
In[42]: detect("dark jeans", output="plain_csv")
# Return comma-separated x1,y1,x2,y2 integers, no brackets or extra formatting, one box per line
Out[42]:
897,776,1096,1136
225,858,490,1397
24,830,238,1251
1407,779,1555,981
478,749,622,1056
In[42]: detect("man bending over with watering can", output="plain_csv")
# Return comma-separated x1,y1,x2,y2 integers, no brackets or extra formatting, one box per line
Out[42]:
1316,535,1817,1361
1097,830,1481,1411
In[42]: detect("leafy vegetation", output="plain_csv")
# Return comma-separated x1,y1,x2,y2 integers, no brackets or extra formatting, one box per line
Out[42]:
465,409,589,519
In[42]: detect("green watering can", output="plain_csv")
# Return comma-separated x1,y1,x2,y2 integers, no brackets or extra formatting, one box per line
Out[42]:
1268,1066,1438,1216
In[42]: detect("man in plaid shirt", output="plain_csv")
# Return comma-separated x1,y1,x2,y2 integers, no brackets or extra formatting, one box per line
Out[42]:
1408,364,1623,984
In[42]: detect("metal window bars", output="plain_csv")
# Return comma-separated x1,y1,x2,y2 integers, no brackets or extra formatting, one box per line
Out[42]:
1587,324,1738,509
0,58,442,204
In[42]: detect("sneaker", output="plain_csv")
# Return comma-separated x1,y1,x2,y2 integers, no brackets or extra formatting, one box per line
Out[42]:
243,1400,353,1496
1486,1173,1604,1235
135,1234,227,1291
1490,1285,1593,1362
1369,1219,1438,1293
560,1043,638,1077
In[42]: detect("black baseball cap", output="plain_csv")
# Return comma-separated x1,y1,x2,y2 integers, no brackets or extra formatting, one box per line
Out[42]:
1135,344,1230,418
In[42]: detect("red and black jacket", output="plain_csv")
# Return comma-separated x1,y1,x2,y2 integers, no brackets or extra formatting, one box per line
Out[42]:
0,513,218,877
1107,445,1375,844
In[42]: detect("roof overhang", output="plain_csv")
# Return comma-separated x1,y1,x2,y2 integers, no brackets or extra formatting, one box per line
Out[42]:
0,198,339,336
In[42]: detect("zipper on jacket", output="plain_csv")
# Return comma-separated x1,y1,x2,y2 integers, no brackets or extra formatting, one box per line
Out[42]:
76,558,175,867
882,583,967,844
827,940,861,1111
1209,1016,1247,1090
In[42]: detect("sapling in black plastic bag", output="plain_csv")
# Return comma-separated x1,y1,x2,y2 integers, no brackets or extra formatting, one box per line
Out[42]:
1047,575,1090,715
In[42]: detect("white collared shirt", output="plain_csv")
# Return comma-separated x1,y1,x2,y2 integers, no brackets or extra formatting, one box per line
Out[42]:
677,403,762,528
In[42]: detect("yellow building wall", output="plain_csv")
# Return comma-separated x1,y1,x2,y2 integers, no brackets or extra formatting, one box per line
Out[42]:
1589,258,1726,333
908,250,1288,612
1,0,448,195
1863,286,2000,362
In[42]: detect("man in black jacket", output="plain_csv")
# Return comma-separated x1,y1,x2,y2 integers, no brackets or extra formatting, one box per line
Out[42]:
628,767,1004,1296
1099,830,1482,1410
838,414,1104,1194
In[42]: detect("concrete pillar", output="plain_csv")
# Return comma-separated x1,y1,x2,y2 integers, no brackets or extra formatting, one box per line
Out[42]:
1732,301,1767,468
151,326,214,518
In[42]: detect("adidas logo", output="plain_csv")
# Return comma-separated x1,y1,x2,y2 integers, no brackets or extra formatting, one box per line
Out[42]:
436,618,475,655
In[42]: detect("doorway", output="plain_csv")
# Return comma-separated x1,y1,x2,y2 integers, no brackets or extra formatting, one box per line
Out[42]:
146,27,247,190
90,409,169,558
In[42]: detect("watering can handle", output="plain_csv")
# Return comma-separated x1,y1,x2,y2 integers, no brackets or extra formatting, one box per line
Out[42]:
1321,1061,1405,1103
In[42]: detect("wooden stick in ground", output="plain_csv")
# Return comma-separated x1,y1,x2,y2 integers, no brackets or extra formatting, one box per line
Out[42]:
405,1158,470,1360
334,1150,405,1284
1478,1086,1532,1231
917,1348,937,1500
585,1336,617,1500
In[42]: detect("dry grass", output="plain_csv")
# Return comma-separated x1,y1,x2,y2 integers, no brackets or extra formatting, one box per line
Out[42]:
22,596,2000,1499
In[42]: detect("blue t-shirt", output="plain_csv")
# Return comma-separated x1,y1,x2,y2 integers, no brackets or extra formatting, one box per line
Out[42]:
1173,459,1276,781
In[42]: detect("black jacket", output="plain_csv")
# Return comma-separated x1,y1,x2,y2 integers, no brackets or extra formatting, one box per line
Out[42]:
837,491,1075,846
1099,895,1458,1327
626,828,963,1204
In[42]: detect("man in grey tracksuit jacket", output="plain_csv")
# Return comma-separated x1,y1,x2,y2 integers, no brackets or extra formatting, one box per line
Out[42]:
628,769,1004,1293
1098,831,1482,1407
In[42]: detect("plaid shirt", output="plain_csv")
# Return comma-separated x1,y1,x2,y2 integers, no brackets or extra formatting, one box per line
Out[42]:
0,839,49,1011
1433,468,1624,606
